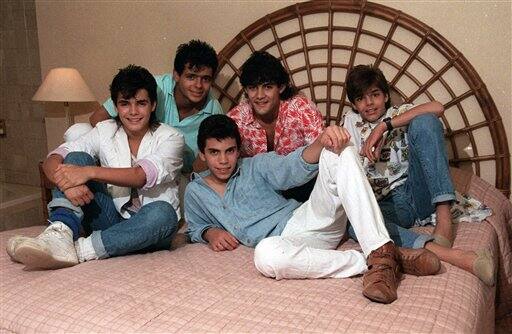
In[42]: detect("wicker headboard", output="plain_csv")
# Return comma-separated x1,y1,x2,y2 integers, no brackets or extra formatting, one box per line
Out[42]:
211,0,510,197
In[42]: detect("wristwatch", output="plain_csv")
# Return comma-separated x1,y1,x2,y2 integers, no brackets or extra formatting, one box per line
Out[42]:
382,117,393,132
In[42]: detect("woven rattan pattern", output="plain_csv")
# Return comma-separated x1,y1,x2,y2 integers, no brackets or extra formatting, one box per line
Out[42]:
211,0,510,197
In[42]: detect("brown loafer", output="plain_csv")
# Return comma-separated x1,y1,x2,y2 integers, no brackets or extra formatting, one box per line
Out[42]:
362,242,400,304
397,247,441,276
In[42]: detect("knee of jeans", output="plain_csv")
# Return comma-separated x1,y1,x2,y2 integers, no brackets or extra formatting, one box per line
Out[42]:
254,237,288,278
64,152,96,166
144,201,178,228
408,114,442,139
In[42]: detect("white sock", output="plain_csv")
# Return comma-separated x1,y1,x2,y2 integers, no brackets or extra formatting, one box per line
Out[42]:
74,236,98,263
49,221,69,230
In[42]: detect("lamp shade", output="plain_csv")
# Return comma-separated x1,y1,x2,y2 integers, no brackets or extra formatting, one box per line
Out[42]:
32,68,96,102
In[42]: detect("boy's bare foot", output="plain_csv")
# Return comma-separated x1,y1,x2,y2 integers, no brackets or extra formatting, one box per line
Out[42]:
425,242,495,286
472,249,496,286
433,202,453,247
433,234,452,248
454,249,495,285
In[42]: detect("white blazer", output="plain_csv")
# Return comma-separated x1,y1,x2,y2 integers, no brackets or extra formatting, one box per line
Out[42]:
58,120,184,219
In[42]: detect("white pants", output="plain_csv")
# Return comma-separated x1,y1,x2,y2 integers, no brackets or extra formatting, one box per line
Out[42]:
254,145,391,279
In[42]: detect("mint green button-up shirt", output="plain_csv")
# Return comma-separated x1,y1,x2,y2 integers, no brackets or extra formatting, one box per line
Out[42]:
103,73,224,172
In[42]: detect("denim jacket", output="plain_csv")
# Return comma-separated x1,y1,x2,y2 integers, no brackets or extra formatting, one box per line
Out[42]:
185,147,318,247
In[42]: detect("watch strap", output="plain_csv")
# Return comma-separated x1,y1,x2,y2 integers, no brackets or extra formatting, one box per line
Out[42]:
383,117,393,132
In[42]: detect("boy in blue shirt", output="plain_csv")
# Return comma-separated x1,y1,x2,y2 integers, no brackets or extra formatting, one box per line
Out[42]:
185,115,441,304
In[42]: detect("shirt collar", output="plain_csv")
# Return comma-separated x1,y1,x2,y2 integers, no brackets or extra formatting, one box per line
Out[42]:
358,111,387,127
239,100,257,126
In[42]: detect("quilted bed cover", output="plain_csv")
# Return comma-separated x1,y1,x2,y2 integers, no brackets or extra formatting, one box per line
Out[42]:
1,170,511,333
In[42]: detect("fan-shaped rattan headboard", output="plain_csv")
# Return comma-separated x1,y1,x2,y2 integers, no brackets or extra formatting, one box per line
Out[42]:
211,0,510,197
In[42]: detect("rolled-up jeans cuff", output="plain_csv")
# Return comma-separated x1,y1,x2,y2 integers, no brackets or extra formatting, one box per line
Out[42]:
91,231,108,259
48,198,84,220
413,234,435,249
432,193,456,205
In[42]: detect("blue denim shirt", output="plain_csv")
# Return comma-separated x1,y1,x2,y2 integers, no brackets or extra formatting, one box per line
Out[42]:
185,147,318,247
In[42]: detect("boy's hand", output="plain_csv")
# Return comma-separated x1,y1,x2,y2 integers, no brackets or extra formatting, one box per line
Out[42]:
203,227,239,251
320,125,351,154
361,123,386,162
63,185,94,206
54,164,92,190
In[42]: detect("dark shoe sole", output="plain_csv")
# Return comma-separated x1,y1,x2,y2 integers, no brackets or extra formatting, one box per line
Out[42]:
362,289,397,304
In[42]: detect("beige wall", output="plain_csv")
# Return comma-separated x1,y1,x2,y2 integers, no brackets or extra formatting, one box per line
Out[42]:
1,0,47,186
35,0,511,184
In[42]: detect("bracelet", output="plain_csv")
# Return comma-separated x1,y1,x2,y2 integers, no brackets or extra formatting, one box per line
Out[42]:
383,117,393,132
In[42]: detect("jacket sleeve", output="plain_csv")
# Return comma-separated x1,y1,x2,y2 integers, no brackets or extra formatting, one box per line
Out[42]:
184,185,222,244
252,147,318,191
137,127,184,190
54,125,102,158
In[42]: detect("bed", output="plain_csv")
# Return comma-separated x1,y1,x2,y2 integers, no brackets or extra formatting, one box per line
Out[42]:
1,1,511,333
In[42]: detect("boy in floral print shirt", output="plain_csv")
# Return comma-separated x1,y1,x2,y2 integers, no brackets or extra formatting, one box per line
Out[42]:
228,51,324,201
342,65,495,286
347,103,412,200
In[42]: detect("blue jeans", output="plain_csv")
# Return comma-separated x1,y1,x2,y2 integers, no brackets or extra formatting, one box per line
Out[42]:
349,114,455,248
48,152,179,259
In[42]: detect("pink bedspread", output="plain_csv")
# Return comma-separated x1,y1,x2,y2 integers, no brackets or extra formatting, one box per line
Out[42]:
0,225,498,333
1,169,510,333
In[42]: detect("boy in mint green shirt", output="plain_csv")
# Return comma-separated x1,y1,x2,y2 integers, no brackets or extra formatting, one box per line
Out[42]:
90,40,223,172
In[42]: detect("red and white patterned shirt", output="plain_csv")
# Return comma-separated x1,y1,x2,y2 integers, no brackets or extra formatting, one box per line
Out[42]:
227,94,324,157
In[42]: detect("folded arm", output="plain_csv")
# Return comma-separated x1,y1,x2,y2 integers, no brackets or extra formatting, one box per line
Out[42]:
254,125,350,190
89,105,110,126
203,228,239,252
43,155,95,206
362,101,444,162
185,187,237,249
54,164,147,190
302,124,352,163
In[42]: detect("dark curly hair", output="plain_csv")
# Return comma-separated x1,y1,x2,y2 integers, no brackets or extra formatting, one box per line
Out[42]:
240,51,298,100
110,64,158,126
197,115,241,153
174,40,218,75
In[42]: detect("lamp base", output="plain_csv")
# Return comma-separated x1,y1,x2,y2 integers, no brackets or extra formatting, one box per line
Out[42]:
64,102,74,127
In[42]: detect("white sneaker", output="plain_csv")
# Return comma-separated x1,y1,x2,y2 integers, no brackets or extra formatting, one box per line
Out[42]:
6,235,30,263
16,222,79,270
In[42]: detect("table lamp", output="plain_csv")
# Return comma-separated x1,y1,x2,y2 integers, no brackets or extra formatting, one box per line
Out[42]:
32,68,96,126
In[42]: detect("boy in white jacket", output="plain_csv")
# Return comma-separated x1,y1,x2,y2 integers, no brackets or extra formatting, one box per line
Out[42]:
7,65,184,269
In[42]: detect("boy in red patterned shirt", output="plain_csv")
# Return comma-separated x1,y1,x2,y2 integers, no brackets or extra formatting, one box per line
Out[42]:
227,51,324,201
